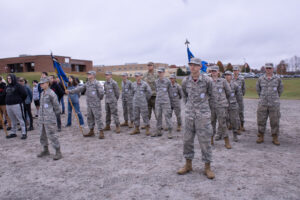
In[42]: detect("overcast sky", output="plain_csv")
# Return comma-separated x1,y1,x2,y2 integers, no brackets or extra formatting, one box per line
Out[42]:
0,0,299,69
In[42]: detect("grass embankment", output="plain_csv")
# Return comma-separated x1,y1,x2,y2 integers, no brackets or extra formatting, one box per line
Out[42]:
1,73,299,100
245,78,300,100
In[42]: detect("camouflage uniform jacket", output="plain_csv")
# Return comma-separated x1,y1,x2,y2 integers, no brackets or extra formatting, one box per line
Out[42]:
121,80,133,101
142,71,158,96
209,78,231,108
169,82,183,106
256,74,283,107
182,74,212,115
132,80,152,106
69,79,104,108
104,79,119,104
39,88,60,124
155,78,172,104
228,81,240,109
232,76,246,97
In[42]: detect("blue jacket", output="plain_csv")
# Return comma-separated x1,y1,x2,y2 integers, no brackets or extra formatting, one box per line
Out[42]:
24,84,33,104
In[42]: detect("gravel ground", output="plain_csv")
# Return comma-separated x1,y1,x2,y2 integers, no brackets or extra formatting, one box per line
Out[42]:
0,97,299,200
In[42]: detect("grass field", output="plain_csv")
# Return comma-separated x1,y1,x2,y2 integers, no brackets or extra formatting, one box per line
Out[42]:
1,72,299,100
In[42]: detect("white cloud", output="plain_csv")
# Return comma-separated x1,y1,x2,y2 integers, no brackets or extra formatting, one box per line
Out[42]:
0,0,299,69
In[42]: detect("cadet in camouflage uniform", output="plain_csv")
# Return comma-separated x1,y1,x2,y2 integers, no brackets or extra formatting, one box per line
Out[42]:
37,77,62,160
120,72,134,128
233,66,246,131
224,71,241,142
130,72,152,136
256,63,283,145
153,67,173,138
177,57,215,179
66,71,105,139
142,62,158,125
209,65,232,149
169,74,183,132
103,72,121,133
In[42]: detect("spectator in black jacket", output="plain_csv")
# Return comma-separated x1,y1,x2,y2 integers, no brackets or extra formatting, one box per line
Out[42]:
5,74,27,139
19,78,34,131
0,76,12,130
49,75,63,132
56,77,65,114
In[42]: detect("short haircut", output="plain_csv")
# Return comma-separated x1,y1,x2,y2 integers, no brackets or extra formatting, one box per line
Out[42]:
32,80,38,83
50,75,56,78
42,72,48,76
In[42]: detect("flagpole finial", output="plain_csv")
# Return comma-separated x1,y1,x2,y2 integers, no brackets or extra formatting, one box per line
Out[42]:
185,39,190,47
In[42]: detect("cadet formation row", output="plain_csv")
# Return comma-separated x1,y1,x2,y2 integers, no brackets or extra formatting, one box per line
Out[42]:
3,58,283,179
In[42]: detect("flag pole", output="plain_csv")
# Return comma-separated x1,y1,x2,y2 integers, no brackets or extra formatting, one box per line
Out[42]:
0,112,8,137
58,74,84,136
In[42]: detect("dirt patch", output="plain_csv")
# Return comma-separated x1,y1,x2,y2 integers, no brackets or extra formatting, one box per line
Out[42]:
0,97,299,200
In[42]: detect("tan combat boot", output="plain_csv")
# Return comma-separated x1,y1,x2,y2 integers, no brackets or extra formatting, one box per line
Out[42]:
204,163,215,179
99,130,104,139
120,121,128,127
115,125,121,134
272,134,280,146
164,127,168,131
228,125,232,130
141,125,146,129
168,130,173,139
145,125,150,136
177,159,193,175
224,137,232,149
53,148,62,160
236,129,242,135
177,125,181,132
241,122,246,132
37,146,50,157
84,129,95,137
256,133,264,143
130,126,140,135
211,136,214,146
103,125,111,131
128,121,134,128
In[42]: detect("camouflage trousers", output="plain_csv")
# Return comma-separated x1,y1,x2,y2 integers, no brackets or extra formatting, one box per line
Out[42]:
211,107,228,138
257,105,280,136
133,104,149,127
238,99,244,124
183,112,212,163
228,107,240,134
105,102,120,126
171,103,182,126
155,102,172,131
148,96,157,120
40,123,60,150
87,106,103,131
122,100,133,122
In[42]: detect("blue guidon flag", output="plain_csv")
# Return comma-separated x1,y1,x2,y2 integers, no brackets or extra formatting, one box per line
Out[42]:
51,53,68,84
186,45,207,73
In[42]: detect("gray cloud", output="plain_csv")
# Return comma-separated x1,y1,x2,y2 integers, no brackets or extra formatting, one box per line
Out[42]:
0,0,299,69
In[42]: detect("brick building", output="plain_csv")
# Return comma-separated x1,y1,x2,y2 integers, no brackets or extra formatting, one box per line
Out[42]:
0,55,93,74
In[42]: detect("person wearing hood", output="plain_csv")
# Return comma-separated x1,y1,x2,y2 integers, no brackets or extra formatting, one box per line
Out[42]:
5,74,27,139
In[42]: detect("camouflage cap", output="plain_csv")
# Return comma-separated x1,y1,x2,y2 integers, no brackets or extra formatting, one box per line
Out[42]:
210,65,219,71
121,72,128,76
157,67,165,73
87,71,96,75
105,71,112,75
134,72,142,77
233,66,240,71
169,74,176,79
147,62,154,66
265,63,274,68
39,77,50,84
224,70,233,75
188,57,202,66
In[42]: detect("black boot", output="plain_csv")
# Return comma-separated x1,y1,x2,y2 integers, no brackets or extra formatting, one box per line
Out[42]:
6,133,17,139
21,134,27,140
